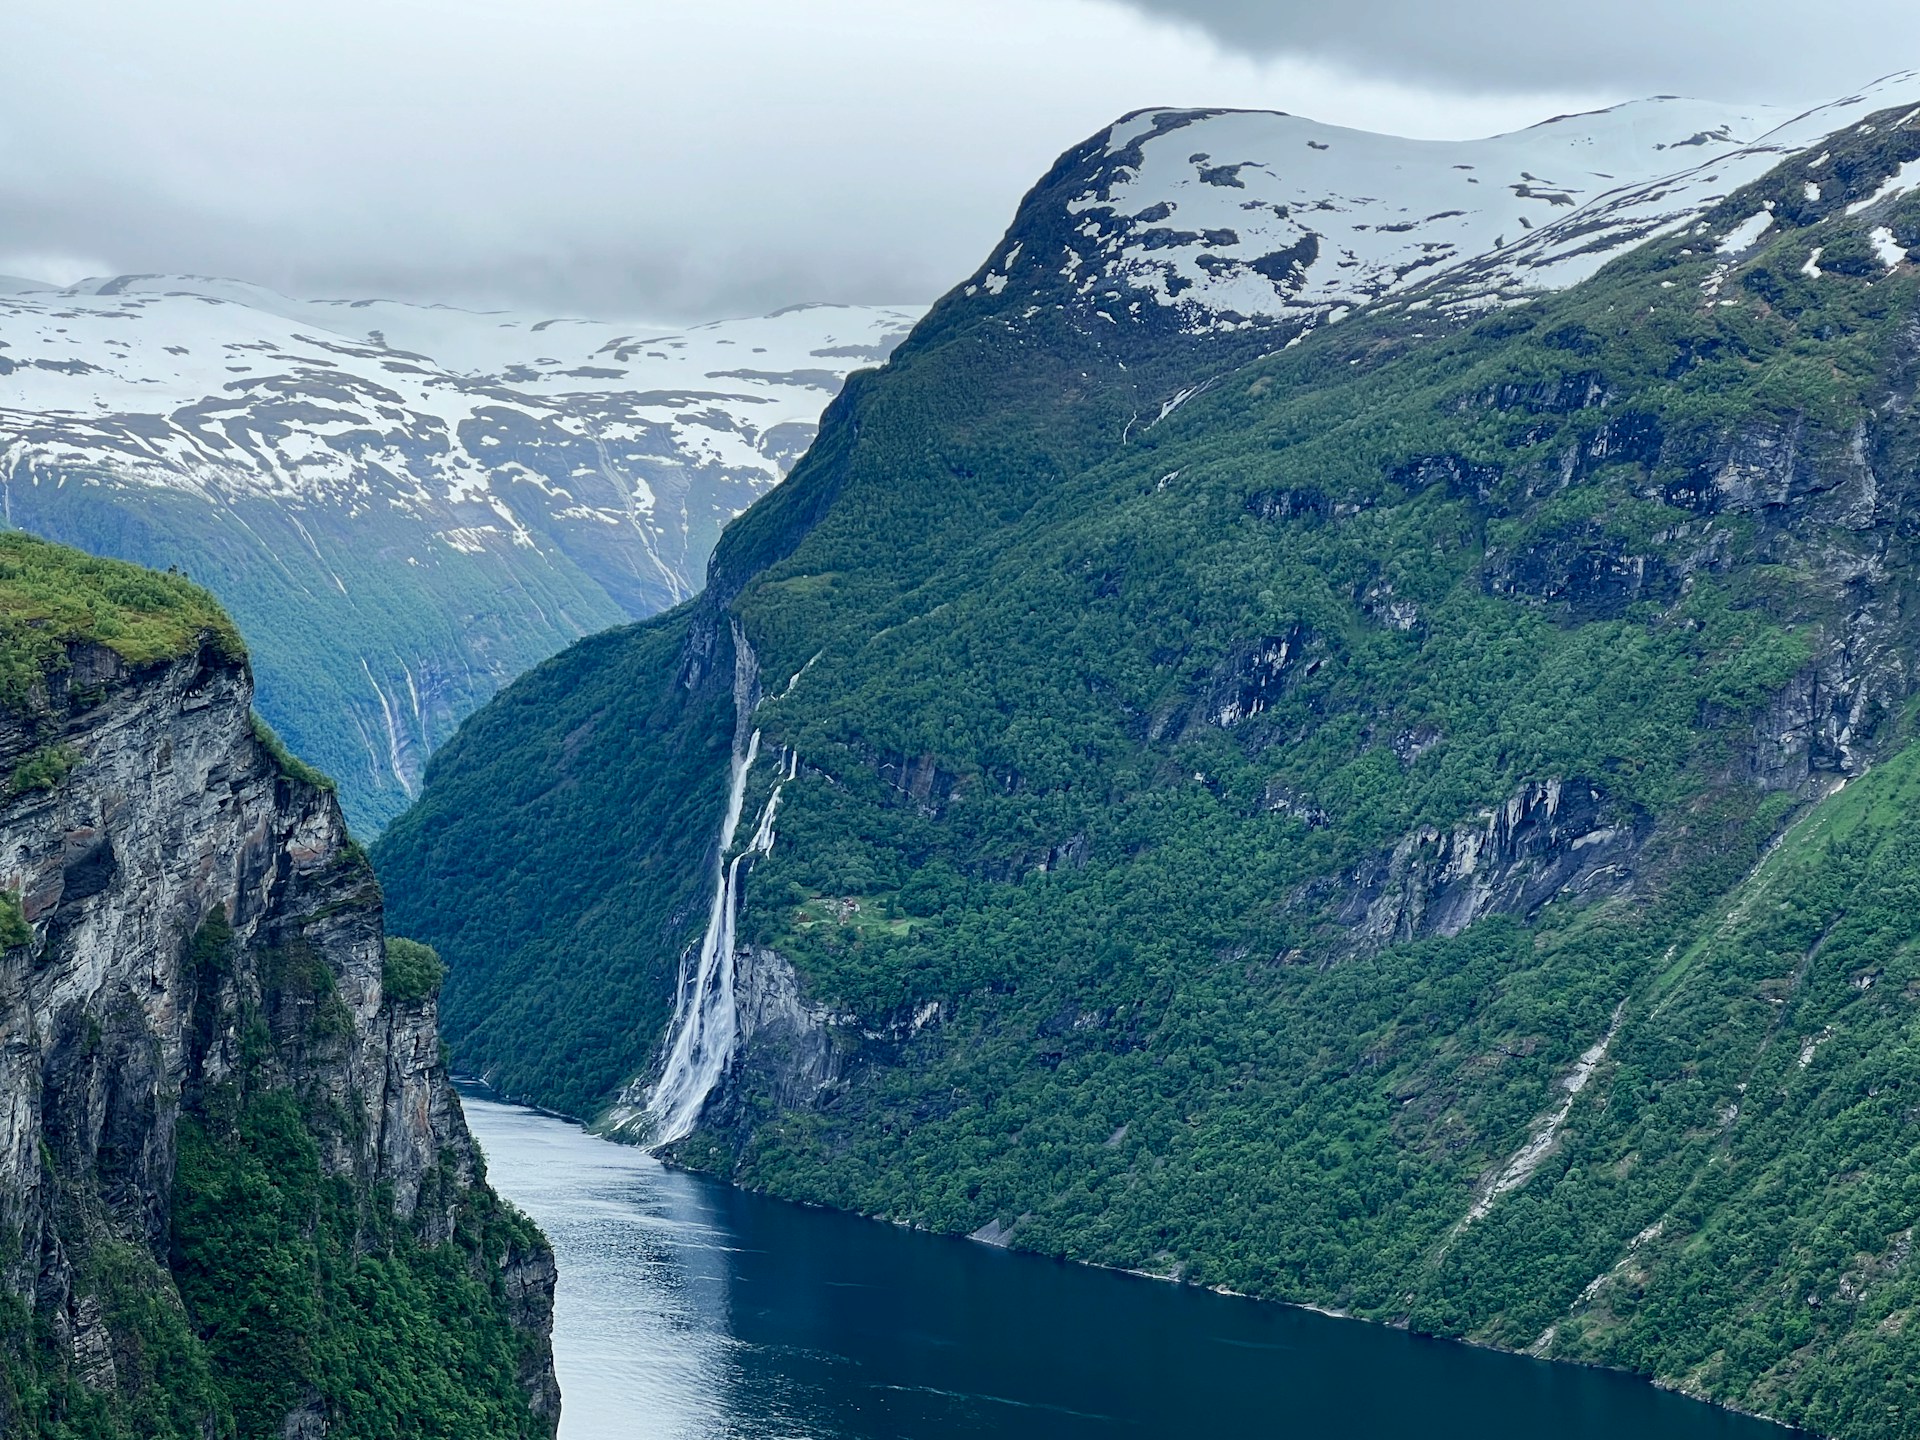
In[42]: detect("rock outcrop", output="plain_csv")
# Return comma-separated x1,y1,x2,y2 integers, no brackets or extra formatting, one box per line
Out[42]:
728,944,843,1112
0,622,556,1435
1334,779,1645,956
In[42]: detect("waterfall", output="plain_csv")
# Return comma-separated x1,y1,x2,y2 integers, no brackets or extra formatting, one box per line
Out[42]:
647,627,788,1147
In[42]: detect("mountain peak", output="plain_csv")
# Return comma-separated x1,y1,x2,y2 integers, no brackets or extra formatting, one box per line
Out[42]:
956,72,1920,345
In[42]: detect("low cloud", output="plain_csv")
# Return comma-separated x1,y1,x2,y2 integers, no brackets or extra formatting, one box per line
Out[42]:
1121,0,1917,103
0,0,1627,319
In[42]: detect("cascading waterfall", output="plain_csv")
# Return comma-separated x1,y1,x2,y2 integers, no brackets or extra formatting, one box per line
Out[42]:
647,735,795,1148
648,730,769,1145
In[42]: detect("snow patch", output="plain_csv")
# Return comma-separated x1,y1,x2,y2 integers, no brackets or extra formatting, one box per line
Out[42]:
1717,209,1775,253
1847,157,1920,215
0,275,924,611
1047,71,1920,333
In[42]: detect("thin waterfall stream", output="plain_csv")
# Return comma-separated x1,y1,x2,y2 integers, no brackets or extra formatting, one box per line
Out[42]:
646,630,787,1146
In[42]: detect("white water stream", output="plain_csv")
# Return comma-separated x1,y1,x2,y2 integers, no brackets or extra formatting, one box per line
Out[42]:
647,691,789,1145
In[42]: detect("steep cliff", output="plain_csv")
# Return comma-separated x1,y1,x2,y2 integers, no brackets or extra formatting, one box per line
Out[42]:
380,87,1920,1436
0,533,555,1438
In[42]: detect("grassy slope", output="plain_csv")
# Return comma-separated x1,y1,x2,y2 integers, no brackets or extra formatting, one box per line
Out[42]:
378,113,1920,1433
0,529,241,699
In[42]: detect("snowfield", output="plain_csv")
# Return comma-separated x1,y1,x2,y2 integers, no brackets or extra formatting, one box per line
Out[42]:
973,70,1920,337
0,277,918,572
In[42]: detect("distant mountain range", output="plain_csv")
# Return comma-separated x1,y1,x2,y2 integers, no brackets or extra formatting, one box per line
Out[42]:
0,274,919,828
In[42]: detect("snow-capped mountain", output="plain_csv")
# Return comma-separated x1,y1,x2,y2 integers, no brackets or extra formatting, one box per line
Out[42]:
0,277,918,829
961,71,1920,343
0,277,916,612
7,73,1916,833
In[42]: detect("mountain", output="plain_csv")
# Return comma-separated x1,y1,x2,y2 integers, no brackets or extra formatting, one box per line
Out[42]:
377,75,1920,1436
896,79,1920,339
0,275,919,830
0,533,556,1437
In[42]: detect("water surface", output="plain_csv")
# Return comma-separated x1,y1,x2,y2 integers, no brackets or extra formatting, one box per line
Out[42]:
463,1097,1787,1439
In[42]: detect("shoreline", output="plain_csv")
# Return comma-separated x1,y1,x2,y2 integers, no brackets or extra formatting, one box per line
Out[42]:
460,1088,1808,1437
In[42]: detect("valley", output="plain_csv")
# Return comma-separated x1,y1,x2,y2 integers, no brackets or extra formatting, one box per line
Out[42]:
10,17,1920,1436
377,74,1920,1439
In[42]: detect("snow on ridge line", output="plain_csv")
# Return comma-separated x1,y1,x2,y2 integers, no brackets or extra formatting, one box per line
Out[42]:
0,277,925,612
10,275,921,398
0,279,921,493
1038,70,1920,332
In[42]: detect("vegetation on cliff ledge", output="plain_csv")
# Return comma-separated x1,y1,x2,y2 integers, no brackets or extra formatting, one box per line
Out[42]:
0,531,243,708
384,936,448,1004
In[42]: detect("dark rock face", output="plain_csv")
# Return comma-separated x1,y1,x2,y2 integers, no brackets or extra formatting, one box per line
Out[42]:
1483,526,1677,619
1204,625,1317,729
1333,779,1646,957
0,637,556,1432
677,940,944,1159
1748,638,1892,790
500,1244,562,1420
732,944,844,1112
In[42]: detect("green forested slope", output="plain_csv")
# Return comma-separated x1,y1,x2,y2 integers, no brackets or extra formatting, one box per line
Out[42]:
374,615,734,1116
378,108,1920,1432
1458,738,1920,1433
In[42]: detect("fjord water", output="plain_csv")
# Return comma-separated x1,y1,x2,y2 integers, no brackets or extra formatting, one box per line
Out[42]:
463,1098,1782,1440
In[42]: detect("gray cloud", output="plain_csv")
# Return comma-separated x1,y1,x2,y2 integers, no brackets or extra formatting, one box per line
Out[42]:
0,0,1788,322
1121,0,1918,104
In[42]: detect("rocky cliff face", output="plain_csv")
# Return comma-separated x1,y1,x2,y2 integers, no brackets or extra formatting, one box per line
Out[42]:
0,627,556,1435
1332,779,1646,957
712,944,844,1118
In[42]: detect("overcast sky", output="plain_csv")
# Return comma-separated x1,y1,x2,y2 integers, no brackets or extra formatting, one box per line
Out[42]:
1,0,1913,322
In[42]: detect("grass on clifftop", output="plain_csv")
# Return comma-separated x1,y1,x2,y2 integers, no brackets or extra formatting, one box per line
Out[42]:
0,531,243,707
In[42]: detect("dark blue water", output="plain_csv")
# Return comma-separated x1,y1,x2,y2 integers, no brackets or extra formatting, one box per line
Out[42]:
462,1098,1788,1439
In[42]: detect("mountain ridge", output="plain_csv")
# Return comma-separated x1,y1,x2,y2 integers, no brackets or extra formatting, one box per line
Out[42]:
939,72,1919,344
0,274,919,829
377,79,1920,1436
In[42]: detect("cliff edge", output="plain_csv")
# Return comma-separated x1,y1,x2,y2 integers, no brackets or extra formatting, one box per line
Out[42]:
0,533,557,1438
